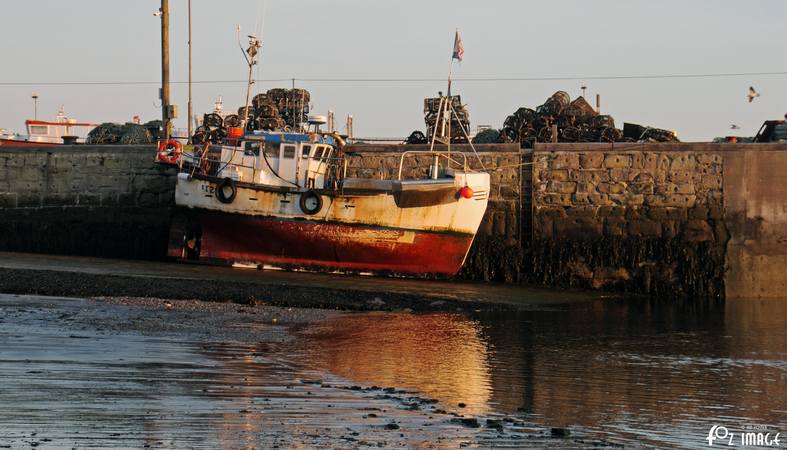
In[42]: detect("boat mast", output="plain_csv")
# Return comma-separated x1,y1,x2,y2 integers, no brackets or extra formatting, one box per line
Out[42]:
239,32,261,132
438,29,461,169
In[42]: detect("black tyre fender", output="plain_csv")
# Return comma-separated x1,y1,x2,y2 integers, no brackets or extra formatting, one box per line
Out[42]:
216,177,237,204
299,190,323,215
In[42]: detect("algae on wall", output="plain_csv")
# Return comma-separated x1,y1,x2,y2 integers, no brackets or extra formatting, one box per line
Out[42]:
529,146,729,300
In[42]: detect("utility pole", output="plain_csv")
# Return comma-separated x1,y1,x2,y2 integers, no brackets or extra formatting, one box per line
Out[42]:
187,0,193,141
160,0,171,140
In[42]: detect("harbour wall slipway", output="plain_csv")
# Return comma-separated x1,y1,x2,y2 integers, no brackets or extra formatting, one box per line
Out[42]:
0,142,784,300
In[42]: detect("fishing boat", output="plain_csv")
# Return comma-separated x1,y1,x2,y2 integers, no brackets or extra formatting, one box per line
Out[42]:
0,107,96,146
167,36,489,276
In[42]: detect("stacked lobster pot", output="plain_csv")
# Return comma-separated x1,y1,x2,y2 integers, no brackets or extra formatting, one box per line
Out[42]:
258,88,311,130
424,95,471,144
193,112,235,144
501,91,679,149
192,88,311,144
251,92,285,131
86,121,160,145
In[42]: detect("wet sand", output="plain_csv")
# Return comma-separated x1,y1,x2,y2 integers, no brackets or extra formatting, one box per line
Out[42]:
0,294,613,449
0,251,605,312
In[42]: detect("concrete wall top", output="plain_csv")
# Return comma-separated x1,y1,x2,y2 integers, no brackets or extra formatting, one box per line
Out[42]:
534,142,787,153
1,143,523,155
345,143,521,153
0,145,156,155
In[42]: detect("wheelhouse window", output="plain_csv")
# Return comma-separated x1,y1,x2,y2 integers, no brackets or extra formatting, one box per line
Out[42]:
282,144,296,159
30,125,48,135
316,145,332,160
301,144,312,157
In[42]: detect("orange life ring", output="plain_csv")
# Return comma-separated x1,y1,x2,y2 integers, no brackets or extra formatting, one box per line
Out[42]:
157,139,182,164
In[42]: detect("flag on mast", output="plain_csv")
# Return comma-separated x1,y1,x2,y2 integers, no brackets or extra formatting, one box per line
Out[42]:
452,30,464,62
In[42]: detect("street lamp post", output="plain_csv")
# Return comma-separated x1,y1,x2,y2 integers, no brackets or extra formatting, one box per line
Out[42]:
33,94,38,120
32,94,38,120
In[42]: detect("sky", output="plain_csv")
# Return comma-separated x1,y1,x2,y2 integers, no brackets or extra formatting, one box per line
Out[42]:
1,0,785,141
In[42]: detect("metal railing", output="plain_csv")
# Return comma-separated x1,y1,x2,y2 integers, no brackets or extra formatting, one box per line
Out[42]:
179,145,475,187
179,145,257,175
396,150,469,180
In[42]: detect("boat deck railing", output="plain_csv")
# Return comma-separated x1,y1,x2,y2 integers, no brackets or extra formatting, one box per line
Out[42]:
396,150,470,180
178,144,476,187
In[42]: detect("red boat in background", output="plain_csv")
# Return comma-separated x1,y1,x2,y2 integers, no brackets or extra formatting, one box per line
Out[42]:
0,107,96,146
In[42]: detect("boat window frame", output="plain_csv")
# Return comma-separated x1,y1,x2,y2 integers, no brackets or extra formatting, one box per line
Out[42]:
315,144,328,160
29,125,48,135
244,140,261,156
281,143,296,160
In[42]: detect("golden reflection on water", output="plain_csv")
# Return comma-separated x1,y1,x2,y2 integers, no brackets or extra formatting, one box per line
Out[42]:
305,312,493,415
304,299,787,437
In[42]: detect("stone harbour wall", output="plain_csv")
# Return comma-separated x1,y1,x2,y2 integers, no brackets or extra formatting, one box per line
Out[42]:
1,142,783,299
531,142,787,299
0,146,177,258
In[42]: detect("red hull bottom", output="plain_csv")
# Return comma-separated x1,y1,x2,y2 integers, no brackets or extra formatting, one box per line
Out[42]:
169,211,475,276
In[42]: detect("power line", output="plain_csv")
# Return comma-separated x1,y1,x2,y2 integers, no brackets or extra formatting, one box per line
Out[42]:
299,71,787,82
0,79,292,87
0,71,785,87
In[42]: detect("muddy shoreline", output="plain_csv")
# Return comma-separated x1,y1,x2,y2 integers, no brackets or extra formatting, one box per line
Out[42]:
0,252,607,312
0,267,509,312
0,294,614,449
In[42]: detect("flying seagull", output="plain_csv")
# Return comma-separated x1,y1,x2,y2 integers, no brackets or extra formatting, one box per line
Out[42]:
730,124,741,130
747,86,760,103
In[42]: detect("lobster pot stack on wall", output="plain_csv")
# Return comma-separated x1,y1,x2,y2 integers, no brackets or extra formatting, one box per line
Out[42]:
424,95,471,143
501,91,680,149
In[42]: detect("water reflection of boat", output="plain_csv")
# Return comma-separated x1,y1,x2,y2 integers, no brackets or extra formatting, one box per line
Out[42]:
301,298,787,447
0,107,96,146
302,313,493,415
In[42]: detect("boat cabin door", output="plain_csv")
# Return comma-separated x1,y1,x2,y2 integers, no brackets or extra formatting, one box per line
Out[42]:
277,143,298,184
